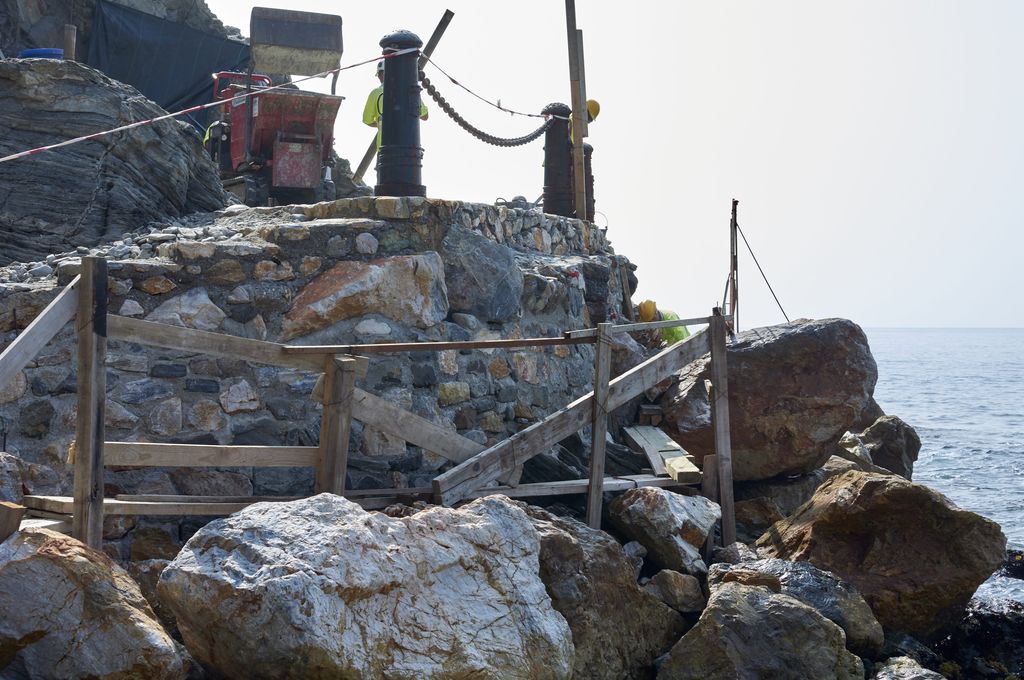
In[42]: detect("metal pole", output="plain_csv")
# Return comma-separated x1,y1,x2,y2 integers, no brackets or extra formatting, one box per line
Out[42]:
730,199,740,332
564,2,588,220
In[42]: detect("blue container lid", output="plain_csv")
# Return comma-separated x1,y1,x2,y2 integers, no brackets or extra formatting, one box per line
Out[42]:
18,48,64,59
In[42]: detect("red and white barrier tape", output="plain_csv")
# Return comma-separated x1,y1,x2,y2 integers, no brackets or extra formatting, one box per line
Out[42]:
0,48,418,166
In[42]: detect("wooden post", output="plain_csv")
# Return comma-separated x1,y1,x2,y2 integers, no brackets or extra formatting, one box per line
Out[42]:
63,24,77,61
73,256,107,550
700,452,719,558
585,322,613,528
315,356,358,494
352,9,455,184
564,1,588,220
0,502,26,543
709,308,736,546
729,199,739,332
617,258,634,321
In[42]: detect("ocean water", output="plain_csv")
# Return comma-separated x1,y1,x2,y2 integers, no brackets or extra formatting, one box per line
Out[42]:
868,328,1024,603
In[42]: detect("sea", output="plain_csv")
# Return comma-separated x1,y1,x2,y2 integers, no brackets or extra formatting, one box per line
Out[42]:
868,328,1024,604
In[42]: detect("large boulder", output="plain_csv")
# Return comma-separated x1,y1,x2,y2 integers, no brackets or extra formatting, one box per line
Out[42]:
158,494,574,680
734,455,859,517
656,582,863,680
933,600,1024,678
441,226,523,323
661,318,878,481
0,59,225,265
757,470,1007,641
871,657,944,680
608,487,720,577
857,415,921,479
709,558,884,658
0,528,186,679
522,504,686,680
281,254,448,340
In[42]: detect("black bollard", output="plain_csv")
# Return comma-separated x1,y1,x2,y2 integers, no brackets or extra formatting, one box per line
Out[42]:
375,30,426,197
582,142,595,222
541,102,573,218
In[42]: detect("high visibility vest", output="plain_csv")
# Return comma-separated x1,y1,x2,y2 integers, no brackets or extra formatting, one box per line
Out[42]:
362,85,428,148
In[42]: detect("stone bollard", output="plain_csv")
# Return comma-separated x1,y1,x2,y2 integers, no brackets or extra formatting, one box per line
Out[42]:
375,30,426,198
582,142,595,222
541,102,573,218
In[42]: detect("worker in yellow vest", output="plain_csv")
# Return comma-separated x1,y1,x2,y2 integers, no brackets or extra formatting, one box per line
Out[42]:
362,60,428,148
638,299,690,346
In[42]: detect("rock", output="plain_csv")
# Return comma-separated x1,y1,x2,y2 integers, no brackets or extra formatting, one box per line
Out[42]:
662,318,878,481
933,599,1024,677
146,288,226,331
130,526,181,561
622,540,647,580
0,370,27,403
148,397,182,436
0,528,186,679
355,231,379,254
158,494,574,679
522,504,685,680
119,377,175,405
205,259,246,285
437,381,471,406
858,415,921,479
643,570,706,614
657,582,863,680
282,254,448,340
138,275,177,295
169,468,252,497
219,378,259,413
253,260,294,282
871,657,944,680
733,496,785,542
354,318,392,336
735,455,857,516
126,559,178,634
18,399,54,438
608,487,720,577
709,558,884,658
1003,548,1024,579
709,541,758,565
441,226,524,323
757,470,1007,641
187,399,226,432
118,299,145,316
0,60,224,265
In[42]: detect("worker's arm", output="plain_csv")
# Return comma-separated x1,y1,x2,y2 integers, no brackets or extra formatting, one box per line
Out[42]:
362,87,382,128
419,99,429,121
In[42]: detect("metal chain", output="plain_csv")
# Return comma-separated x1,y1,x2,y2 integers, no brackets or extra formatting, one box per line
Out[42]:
420,75,553,148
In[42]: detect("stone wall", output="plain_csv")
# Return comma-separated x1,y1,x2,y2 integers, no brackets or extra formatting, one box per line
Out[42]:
0,197,634,557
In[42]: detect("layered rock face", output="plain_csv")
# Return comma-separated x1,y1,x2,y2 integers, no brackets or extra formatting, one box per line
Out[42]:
662,318,878,481
757,470,1007,640
0,59,226,265
657,581,864,680
522,504,686,679
158,494,574,680
0,528,186,679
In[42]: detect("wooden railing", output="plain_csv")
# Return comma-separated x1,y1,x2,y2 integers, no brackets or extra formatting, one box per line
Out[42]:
2,256,737,549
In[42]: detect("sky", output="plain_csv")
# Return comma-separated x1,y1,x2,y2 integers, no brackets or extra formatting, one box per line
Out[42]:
206,1,1024,329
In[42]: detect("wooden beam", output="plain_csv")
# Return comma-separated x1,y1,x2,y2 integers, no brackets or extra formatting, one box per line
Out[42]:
433,330,711,505
0,502,26,543
315,356,357,494
585,322,612,528
73,257,106,550
709,309,736,546
564,315,726,339
108,315,325,371
283,335,592,355
624,425,686,476
564,2,587,218
0,276,79,393
351,388,483,463
104,442,319,467
664,456,702,484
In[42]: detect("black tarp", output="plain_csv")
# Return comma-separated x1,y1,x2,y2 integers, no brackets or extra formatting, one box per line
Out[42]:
86,0,249,130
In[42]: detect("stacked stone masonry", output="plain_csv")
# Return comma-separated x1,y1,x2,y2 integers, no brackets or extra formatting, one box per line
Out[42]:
0,197,632,560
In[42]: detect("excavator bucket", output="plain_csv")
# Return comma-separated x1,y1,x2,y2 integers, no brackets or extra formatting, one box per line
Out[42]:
249,7,343,76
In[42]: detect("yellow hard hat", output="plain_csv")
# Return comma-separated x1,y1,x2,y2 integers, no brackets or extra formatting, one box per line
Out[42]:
586,99,600,122
638,299,657,322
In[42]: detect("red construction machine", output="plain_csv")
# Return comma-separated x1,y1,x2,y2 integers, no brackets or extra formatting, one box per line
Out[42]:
204,8,344,206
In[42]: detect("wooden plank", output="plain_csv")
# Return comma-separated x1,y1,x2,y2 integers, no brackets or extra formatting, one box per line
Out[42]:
565,2,587,217
19,517,72,534
0,276,79,393
434,330,711,505
351,388,484,464
108,315,324,371
624,425,685,475
0,502,27,543
564,315,726,339
700,453,719,559
709,310,736,546
315,356,357,494
105,442,319,467
116,495,303,503
283,335,593,355
585,323,612,528
73,257,106,550
664,456,702,484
